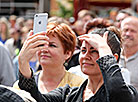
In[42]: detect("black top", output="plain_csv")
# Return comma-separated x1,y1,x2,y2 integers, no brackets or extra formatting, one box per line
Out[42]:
19,55,138,102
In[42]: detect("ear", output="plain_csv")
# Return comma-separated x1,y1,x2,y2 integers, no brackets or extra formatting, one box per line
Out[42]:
65,51,72,61
113,53,118,61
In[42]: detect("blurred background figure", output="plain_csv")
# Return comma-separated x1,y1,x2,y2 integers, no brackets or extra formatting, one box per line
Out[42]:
131,0,138,17
48,16,71,26
0,17,9,44
74,9,96,36
0,42,16,86
4,28,20,59
24,19,33,31
15,17,25,31
109,8,118,23
71,20,84,37
9,15,17,29
120,16,138,90
115,8,134,29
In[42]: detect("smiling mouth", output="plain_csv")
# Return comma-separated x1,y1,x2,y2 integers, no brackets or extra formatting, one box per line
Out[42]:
82,63,94,66
123,36,133,40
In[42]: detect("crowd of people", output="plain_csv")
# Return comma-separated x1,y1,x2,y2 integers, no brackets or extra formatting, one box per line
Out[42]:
0,5,138,102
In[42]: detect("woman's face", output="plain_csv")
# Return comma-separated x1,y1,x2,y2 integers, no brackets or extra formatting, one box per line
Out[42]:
79,41,101,76
37,34,70,68
0,23,7,33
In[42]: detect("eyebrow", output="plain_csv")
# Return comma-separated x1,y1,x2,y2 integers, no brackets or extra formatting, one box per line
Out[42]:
49,42,56,44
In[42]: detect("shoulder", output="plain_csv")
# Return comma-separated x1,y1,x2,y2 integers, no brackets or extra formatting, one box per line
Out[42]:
66,71,84,81
5,38,14,43
0,44,11,58
64,71,85,87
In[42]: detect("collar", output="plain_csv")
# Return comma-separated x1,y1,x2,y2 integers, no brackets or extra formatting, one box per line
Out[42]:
121,51,138,62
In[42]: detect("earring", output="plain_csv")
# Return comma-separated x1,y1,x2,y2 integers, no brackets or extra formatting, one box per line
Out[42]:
64,62,68,67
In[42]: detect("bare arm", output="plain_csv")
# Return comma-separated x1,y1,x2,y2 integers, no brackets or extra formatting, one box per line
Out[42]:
18,31,49,78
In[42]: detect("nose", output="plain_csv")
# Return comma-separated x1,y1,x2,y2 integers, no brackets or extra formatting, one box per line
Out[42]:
41,49,49,54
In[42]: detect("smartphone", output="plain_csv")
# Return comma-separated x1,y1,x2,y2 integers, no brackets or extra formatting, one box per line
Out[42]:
33,13,48,34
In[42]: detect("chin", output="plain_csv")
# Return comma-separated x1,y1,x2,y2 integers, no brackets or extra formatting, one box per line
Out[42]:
82,68,100,76
81,68,91,75
40,61,48,66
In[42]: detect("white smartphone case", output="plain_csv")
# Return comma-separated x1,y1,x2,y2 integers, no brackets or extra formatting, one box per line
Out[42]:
33,13,48,34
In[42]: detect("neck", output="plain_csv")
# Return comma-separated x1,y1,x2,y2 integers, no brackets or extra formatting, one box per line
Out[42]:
38,65,66,93
87,74,103,94
40,65,66,82
1,33,6,40
123,45,138,58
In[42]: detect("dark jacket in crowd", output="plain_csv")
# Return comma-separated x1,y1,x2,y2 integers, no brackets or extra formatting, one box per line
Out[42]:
19,55,138,102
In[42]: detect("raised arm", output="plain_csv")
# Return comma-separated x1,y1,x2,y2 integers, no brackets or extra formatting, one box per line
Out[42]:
18,31,48,78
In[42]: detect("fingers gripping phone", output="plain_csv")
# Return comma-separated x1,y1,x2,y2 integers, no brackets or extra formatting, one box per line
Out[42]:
33,13,48,34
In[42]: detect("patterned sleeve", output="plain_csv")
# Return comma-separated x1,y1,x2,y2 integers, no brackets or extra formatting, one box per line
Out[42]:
18,70,36,91
96,55,138,102
96,55,117,71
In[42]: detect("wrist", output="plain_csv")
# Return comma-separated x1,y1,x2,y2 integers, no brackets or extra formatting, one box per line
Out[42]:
18,57,32,78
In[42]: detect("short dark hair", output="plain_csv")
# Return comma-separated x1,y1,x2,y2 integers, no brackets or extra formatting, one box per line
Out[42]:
78,9,96,20
118,8,133,16
90,28,121,62
84,18,113,33
78,27,121,62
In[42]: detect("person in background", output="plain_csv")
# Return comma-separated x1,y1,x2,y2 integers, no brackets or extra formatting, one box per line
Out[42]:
109,8,118,23
73,9,96,36
4,28,20,59
13,22,84,93
15,17,25,30
13,26,38,80
71,19,85,37
84,18,113,34
48,16,71,26
0,42,16,86
9,15,17,29
24,19,33,31
77,9,96,27
0,17,10,44
131,0,138,17
120,16,138,90
18,27,138,102
115,8,133,29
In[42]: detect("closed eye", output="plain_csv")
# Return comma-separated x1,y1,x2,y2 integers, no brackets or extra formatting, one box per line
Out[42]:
49,43,57,47
90,50,98,54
